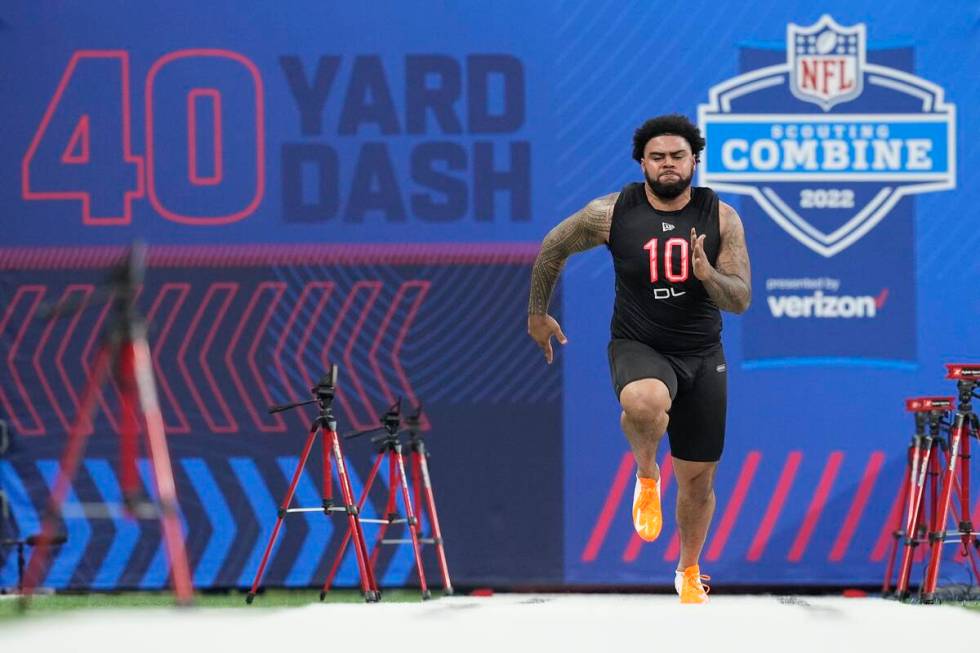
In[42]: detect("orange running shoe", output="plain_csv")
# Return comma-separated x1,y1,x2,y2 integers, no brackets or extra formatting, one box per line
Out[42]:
677,564,710,604
631,475,662,542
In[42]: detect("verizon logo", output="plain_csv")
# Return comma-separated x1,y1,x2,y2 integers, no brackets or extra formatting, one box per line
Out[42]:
767,289,888,318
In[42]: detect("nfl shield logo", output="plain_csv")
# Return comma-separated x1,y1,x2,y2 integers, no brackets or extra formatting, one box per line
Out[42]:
698,14,955,257
788,15,865,110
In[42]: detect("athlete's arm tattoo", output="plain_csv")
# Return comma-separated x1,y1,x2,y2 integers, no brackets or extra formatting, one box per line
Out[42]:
703,202,752,314
528,193,618,315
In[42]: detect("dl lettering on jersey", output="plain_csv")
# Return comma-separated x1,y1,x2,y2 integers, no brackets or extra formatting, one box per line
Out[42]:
699,15,955,365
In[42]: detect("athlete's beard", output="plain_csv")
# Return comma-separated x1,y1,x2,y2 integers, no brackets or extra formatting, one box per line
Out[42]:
645,168,693,200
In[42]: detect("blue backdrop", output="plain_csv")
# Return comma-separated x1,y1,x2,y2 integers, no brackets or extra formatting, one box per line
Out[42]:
1,1,978,590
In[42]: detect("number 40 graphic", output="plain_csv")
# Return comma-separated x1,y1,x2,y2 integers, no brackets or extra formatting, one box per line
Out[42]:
22,49,265,226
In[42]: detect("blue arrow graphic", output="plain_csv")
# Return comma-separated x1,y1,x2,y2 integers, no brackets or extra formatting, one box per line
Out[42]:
84,458,141,589
137,459,189,589
328,456,375,588
231,457,281,587
276,456,333,587
356,461,415,588
0,461,40,588
181,458,235,587
36,459,92,589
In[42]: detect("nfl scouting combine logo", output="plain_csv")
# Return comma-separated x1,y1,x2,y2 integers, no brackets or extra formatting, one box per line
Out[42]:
698,15,955,257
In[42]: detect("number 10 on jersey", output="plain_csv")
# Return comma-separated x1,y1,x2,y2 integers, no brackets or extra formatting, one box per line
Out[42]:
643,237,689,284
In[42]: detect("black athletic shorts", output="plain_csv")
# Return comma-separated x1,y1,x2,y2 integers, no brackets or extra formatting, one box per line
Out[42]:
607,338,727,462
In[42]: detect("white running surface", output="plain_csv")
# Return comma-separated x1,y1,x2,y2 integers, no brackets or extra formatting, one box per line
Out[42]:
2,594,979,652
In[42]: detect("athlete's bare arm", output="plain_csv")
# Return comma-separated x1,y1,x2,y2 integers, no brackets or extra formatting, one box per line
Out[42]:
527,192,618,363
690,201,752,314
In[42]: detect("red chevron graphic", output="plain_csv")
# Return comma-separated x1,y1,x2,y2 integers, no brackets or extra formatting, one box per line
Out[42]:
293,281,337,430
318,281,382,431
584,450,891,564
871,473,907,561
273,282,308,427
31,289,64,432
829,451,885,561
53,285,97,436
622,456,673,562
273,281,334,429
246,282,289,432
747,451,802,561
199,283,238,433
581,451,634,562
177,283,238,433
663,524,680,562
0,285,47,435
871,461,936,564
369,280,431,430
225,281,287,432
788,451,844,561
35,285,94,433
341,281,383,431
706,451,762,561
146,283,191,433
80,294,123,433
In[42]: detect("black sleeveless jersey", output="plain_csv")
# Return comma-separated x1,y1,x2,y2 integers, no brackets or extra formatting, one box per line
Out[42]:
608,183,722,355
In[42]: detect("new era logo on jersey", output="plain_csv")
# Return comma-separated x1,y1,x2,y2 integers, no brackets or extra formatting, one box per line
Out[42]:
662,222,675,232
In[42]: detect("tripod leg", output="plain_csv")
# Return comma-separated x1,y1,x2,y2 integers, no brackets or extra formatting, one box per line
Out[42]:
921,412,968,602
884,464,910,595
247,421,320,603
414,444,453,594
118,344,140,504
369,451,398,570
411,448,423,535
130,336,193,606
394,444,429,599
328,427,379,600
917,444,941,566
322,428,333,508
957,424,975,564
20,343,112,606
967,416,980,583
950,427,980,582
320,448,382,599
897,439,932,598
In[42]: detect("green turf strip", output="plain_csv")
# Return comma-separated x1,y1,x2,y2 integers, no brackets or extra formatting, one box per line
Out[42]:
0,588,432,619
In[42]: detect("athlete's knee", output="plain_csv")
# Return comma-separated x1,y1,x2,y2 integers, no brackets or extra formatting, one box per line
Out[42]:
680,483,715,505
674,462,717,502
620,380,670,427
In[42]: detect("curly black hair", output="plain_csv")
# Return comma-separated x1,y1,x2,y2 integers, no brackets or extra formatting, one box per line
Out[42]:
632,114,705,162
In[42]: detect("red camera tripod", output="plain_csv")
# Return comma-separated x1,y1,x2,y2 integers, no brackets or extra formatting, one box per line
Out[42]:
320,401,452,599
404,405,453,595
19,243,193,607
882,396,952,599
919,363,980,603
321,400,428,599
246,366,379,603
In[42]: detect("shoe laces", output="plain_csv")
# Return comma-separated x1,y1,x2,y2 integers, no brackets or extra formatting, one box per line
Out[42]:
685,570,711,596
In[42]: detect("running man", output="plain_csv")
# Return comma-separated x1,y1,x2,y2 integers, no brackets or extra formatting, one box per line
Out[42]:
527,114,751,603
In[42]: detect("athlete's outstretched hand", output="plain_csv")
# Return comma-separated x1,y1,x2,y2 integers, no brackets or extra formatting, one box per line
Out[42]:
690,227,716,282
527,314,568,365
